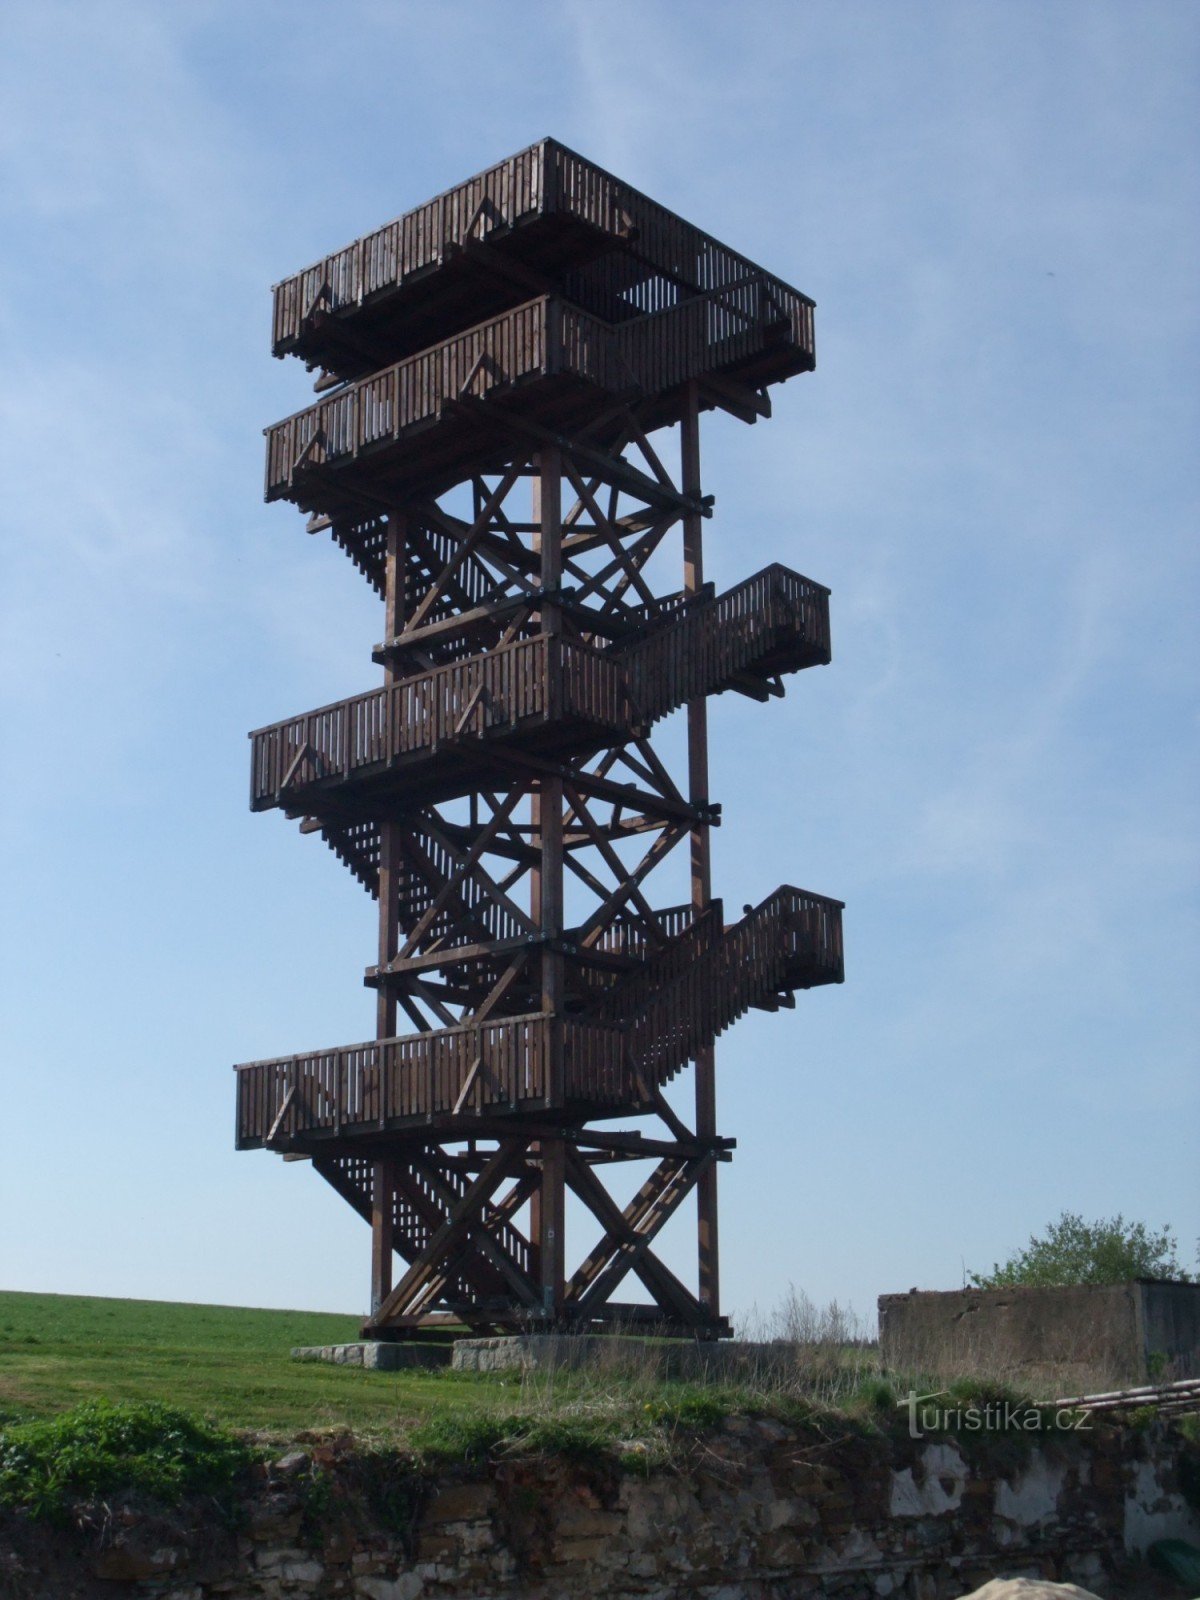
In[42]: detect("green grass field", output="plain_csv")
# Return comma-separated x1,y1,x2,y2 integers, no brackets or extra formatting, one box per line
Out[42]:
0,1289,915,1459
0,1290,514,1437
0,1290,890,1452
6,1289,1150,1516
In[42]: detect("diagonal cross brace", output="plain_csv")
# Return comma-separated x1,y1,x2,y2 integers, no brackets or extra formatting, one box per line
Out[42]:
401,1154,540,1311
366,1139,526,1329
564,1149,714,1322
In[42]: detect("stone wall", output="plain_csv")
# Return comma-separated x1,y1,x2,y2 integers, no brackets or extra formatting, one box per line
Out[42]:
1,1416,1195,1600
878,1282,1200,1393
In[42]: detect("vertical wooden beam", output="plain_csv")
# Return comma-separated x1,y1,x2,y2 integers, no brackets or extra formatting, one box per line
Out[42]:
371,1158,396,1312
371,511,406,1310
681,384,720,1321
681,387,710,905
377,509,406,1034
383,508,405,649
539,1136,566,1318
532,448,566,1319
536,447,564,1018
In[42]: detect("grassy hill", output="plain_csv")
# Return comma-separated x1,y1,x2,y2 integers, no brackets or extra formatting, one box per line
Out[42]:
0,1290,486,1436
0,1289,897,1455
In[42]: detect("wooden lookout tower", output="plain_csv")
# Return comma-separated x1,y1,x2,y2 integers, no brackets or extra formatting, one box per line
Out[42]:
235,141,844,1341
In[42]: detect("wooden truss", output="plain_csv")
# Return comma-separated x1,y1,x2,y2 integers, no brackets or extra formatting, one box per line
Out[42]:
239,150,841,1341
352,399,729,1333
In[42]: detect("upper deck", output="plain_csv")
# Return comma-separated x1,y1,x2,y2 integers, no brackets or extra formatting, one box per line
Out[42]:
271,138,816,379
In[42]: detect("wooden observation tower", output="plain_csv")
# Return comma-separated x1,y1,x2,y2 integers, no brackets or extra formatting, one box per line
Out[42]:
235,141,844,1341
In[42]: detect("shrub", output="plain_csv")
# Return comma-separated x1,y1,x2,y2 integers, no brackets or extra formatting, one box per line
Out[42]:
0,1399,251,1521
970,1212,1190,1289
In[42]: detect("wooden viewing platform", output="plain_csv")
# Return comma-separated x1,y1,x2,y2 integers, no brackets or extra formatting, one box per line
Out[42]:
250,564,830,814
238,141,841,1342
266,285,814,516
271,138,815,378
236,887,843,1149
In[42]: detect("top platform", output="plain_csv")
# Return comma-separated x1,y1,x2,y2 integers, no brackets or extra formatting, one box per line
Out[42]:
271,138,815,380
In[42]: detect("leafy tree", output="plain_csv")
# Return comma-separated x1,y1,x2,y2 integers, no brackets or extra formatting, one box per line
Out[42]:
969,1211,1190,1289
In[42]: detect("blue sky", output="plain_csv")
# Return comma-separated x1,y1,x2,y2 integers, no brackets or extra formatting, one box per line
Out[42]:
1,1,1196,1324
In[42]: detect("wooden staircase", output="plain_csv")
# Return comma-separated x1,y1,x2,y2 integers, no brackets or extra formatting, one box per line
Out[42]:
313,1151,535,1309
250,562,830,829
234,886,842,1150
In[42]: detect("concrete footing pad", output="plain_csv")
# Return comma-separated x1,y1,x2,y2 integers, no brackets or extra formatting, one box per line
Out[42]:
292,1334,813,1382
450,1334,794,1379
291,1341,451,1370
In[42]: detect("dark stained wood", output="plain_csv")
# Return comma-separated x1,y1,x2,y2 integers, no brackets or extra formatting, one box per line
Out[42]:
248,564,831,813
271,139,814,378
680,380,720,1319
239,142,840,1341
235,884,844,1146
263,287,814,518
370,1158,396,1312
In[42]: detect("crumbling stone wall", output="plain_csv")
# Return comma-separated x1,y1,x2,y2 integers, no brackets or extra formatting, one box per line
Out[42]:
0,1417,1194,1600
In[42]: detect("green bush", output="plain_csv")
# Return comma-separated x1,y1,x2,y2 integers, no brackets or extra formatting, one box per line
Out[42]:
854,1378,897,1414
970,1211,1190,1288
0,1399,251,1521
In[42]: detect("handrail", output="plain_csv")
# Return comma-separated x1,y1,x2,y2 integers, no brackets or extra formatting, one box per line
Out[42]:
271,138,814,360
272,141,550,354
249,564,829,808
625,887,844,1083
619,564,829,723
249,634,625,806
234,887,843,1146
264,283,814,502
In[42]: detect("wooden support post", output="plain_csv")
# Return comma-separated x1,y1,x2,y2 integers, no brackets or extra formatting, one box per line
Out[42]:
535,447,565,1034
532,447,566,1320
681,389,710,905
377,509,406,1038
539,1137,565,1318
370,512,405,1308
371,1158,396,1312
681,384,720,1321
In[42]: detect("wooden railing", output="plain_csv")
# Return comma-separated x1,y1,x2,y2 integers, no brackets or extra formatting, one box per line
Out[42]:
588,903,697,959
265,284,814,502
250,565,829,808
622,564,829,718
237,1012,551,1148
621,275,811,393
574,903,701,1002
272,142,548,356
551,144,815,328
249,635,626,806
271,138,815,360
234,886,843,1147
623,887,845,1085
